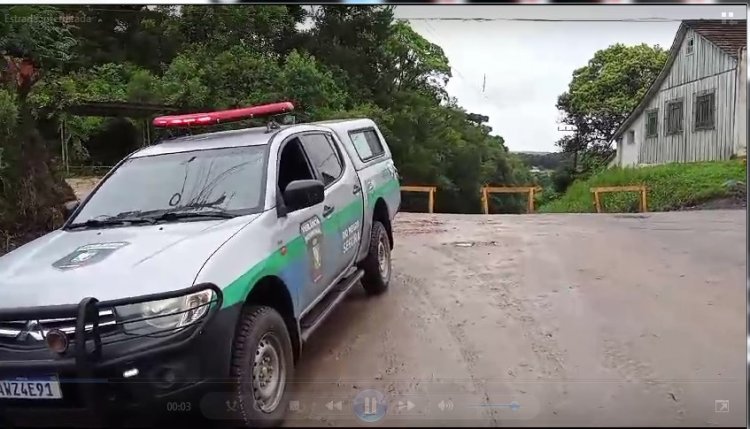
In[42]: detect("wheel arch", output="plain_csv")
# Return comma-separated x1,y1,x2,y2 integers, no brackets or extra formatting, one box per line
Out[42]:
373,197,393,249
242,275,301,363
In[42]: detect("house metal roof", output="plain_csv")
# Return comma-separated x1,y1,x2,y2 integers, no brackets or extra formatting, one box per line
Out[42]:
611,19,746,142
686,20,746,59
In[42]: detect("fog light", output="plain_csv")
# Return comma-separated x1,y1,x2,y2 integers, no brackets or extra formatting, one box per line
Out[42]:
45,329,69,354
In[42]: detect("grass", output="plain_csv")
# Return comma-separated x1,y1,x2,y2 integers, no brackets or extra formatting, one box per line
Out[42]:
538,160,747,213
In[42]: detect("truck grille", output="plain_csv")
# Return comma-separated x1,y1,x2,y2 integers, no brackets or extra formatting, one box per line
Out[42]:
0,309,118,348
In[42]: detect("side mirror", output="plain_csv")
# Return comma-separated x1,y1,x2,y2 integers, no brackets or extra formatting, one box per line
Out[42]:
63,200,80,220
282,180,324,213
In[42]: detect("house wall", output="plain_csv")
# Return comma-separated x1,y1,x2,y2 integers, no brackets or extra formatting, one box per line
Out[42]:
734,48,747,157
619,28,739,166
619,131,639,166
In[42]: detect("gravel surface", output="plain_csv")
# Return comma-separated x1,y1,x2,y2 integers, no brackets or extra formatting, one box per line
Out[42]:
65,177,101,200
284,210,746,427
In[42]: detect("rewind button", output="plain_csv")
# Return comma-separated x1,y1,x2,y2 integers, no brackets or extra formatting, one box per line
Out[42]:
324,400,344,412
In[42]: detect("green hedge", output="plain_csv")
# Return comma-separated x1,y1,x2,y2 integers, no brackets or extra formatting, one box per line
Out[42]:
539,161,747,213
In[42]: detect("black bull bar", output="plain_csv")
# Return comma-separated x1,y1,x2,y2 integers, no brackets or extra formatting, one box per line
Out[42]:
0,283,223,376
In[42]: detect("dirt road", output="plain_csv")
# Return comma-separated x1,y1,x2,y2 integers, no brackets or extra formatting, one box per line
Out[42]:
284,210,746,427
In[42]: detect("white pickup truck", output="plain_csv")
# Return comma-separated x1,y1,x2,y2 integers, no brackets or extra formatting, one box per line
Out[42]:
0,102,401,427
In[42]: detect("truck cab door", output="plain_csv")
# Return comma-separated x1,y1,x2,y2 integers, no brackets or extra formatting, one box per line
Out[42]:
275,135,329,313
299,132,364,278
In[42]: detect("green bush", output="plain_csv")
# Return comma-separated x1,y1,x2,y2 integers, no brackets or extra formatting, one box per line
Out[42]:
550,167,575,194
539,161,747,213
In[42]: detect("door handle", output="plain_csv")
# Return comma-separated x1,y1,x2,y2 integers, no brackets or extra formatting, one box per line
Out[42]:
323,205,335,217
353,184,361,194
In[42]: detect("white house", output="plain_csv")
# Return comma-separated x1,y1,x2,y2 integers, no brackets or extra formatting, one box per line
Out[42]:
611,20,747,167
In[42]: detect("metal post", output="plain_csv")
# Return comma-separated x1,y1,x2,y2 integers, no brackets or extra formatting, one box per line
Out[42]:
146,119,151,146
482,187,489,215
594,191,602,213
60,119,68,175
528,188,535,214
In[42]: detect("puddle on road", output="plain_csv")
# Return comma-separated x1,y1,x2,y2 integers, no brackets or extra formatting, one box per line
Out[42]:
613,214,650,219
447,241,500,247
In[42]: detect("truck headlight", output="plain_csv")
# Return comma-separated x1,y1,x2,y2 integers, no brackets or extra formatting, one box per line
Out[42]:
116,290,215,334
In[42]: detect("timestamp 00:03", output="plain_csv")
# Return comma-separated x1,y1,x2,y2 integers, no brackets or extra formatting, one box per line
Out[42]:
167,401,193,412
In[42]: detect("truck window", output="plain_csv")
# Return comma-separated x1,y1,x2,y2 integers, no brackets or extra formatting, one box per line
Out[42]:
349,129,385,161
278,138,314,192
300,133,343,187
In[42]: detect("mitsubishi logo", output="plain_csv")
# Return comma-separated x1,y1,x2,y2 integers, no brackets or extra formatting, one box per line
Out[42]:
16,320,45,342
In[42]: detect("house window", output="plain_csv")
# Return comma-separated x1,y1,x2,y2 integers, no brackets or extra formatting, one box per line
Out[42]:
645,109,658,138
686,38,694,55
665,99,683,135
349,128,385,161
694,90,715,130
627,130,635,145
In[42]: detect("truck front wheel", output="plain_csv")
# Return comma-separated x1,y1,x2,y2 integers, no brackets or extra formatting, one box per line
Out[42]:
361,220,391,295
230,305,294,428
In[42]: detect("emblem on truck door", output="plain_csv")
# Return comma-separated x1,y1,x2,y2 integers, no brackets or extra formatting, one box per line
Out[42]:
300,216,324,283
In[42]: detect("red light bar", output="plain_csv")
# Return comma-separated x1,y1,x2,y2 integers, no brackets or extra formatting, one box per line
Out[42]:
153,101,295,128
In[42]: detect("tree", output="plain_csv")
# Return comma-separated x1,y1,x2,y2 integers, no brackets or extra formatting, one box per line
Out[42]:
178,6,306,59
56,6,183,74
278,50,347,120
0,3,534,237
0,6,78,254
304,6,396,107
1,6,76,99
556,43,668,168
381,21,451,100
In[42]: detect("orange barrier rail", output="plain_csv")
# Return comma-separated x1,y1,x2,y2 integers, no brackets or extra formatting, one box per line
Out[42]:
481,186,542,214
400,186,438,213
590,185,648,213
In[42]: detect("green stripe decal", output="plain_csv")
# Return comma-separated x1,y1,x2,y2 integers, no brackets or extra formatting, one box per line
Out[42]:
220,178,399,309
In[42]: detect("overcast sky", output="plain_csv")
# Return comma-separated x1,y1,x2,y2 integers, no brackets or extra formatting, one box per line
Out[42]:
394,5,746,153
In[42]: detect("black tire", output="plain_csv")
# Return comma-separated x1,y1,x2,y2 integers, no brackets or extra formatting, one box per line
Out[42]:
360,220,391,295
229,305,294,428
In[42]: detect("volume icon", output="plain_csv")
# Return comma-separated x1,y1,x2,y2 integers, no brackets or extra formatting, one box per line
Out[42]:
438,400,454,411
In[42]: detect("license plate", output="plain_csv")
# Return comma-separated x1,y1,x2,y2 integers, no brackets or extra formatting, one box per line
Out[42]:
0,376,63,399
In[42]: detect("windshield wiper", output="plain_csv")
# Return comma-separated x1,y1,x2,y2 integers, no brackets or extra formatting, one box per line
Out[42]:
151,209,237,223
68,216,157,229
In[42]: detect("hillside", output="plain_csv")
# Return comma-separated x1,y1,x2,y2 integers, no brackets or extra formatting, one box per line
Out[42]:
539,161,747,213
515,151,568,171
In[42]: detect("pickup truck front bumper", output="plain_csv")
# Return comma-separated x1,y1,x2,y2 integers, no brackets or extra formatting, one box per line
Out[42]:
0,284,239,427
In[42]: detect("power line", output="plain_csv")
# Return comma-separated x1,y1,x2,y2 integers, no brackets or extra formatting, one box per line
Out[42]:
421,19,488,99
405,18,701,22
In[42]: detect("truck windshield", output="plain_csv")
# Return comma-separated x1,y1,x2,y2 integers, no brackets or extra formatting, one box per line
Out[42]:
70,146,268,225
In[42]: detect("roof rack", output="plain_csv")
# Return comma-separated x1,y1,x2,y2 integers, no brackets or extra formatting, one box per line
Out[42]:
152,102,295,128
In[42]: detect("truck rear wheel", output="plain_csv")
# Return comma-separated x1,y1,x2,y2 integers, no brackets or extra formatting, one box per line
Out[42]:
361,220,391,295
230,305,294,428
